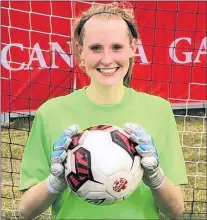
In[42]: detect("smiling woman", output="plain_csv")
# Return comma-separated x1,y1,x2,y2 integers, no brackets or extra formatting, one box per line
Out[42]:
72,3,138,104
79,18,136,86
19,2,187,220
73,3,139,88
80,18,136,104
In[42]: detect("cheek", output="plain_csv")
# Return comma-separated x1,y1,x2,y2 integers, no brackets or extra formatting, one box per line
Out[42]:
115,54,130,66
114,49,133,63
84,52,101,66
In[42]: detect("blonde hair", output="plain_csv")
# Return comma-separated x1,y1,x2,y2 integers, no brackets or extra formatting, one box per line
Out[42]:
72,2,139,87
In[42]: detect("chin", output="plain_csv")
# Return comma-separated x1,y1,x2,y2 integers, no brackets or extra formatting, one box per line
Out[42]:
97,78,122,87
91,70,126,87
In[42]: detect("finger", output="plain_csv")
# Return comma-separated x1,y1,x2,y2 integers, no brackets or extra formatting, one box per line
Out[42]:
140,156,158,170
130,133,151,145
130,133,140,144
123,123,138,134
53,135,72,151
135,144,156,157
131,132,153,145
51,163,64,177
51,150,67,164
124,123,146,134
63,124,79,138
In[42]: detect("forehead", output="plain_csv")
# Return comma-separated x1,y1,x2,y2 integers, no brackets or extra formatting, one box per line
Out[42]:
83,17,130,44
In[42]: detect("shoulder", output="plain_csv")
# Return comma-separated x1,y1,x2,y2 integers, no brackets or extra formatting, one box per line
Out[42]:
129,87,171,109
36,88,85,116
127,88,173,119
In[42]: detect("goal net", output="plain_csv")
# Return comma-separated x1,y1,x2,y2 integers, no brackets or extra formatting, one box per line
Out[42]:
1,1,206,219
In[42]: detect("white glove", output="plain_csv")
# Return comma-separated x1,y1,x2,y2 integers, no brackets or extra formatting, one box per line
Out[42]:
124,123,165,189
46,125,79,193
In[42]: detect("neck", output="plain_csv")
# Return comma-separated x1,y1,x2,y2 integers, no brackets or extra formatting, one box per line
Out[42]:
86,83,126,105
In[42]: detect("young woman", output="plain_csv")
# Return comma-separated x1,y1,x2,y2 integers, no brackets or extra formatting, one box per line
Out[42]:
19,3,187,219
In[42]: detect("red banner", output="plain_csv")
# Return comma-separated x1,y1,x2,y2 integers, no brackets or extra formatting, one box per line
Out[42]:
1,1,206,112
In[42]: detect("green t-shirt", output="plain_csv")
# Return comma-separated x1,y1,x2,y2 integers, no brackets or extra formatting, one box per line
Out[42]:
19,87,188,219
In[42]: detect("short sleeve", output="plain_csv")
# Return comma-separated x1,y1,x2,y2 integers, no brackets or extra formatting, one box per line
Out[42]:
19,111,51,191
159,102,188,185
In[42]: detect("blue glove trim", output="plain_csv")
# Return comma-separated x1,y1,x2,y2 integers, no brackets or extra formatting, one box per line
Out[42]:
51,150,65,158
54,136,67,148
51,150,66,164
138,144,155,152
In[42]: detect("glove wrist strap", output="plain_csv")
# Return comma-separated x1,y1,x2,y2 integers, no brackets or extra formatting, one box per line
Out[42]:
47,174,63,194
143,167,165,189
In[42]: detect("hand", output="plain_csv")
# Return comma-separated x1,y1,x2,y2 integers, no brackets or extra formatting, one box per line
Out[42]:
124,123,165,189
46,125,79,194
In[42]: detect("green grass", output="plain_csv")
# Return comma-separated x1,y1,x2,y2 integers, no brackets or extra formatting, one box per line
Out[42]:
1,116,207,219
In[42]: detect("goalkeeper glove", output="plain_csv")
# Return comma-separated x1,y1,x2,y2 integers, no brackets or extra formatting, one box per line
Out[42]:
124,123,165,189
46,124,79,193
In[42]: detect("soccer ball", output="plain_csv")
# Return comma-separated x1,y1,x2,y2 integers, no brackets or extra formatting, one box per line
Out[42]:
65,125,143,205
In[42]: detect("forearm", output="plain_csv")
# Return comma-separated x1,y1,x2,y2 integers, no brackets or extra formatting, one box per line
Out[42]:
19,179,58,219
152,178,184,219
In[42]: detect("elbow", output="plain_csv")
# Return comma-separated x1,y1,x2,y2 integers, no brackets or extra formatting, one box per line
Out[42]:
178,201,185,217
19,209,27,220
19,195,33,220
175,206,185,219
175,193,185,217
169,201,185,219
169,187,185,219
180,201,185,215
19,202,29,220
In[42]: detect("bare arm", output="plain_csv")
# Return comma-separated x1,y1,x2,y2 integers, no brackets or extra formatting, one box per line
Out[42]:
19,179,58,219
19,125,79,219
152,179,184,219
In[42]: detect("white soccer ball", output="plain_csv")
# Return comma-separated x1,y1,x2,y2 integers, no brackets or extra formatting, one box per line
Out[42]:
65,125,143,205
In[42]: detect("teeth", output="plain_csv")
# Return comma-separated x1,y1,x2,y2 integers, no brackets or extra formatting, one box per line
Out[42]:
98,68,117,73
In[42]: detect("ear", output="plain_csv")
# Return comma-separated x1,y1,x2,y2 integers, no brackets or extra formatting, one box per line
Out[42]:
130,38,137,55
73,41,86,71
76,42,83,58
72,40,82,60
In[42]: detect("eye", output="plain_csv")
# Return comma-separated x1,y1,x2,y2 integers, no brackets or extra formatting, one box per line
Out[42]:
90,45,102,52
112,44,123,51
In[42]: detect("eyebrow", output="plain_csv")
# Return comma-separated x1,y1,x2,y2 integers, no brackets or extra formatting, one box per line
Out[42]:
89,43,101,46
88,42,124,47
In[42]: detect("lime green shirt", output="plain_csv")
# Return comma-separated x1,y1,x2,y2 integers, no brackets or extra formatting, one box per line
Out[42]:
19,87,188,219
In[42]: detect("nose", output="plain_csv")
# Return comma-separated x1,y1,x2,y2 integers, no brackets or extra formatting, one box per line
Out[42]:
100,50,113,66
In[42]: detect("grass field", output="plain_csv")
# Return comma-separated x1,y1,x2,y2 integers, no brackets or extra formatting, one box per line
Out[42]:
1,115,207,219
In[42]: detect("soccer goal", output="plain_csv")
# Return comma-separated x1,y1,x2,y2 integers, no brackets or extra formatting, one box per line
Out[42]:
1,1,206,219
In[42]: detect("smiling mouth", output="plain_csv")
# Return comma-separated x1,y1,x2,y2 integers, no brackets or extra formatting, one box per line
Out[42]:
97,67,119,74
